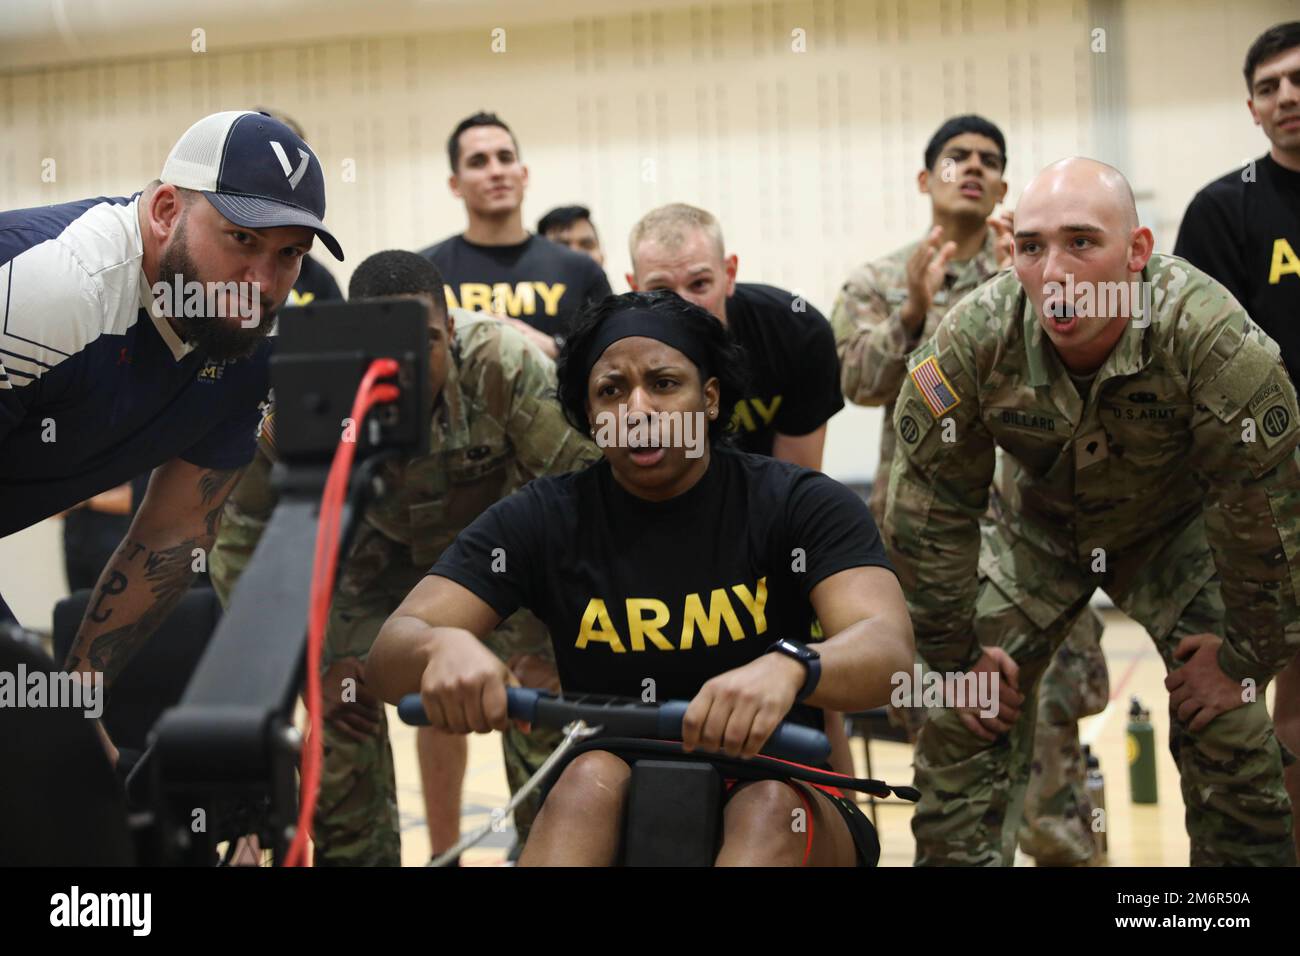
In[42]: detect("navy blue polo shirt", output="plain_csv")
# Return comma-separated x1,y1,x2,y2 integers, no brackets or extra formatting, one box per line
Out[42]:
0,195,270,537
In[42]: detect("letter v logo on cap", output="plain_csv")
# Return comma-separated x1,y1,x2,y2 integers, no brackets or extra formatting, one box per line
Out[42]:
269,141,310,190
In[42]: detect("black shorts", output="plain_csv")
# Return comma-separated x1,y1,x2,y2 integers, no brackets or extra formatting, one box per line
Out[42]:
723,773,880,867
541,738,885,867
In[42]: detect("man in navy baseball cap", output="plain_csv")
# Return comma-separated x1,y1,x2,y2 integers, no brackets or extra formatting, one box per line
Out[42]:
149,110,344,359
0,110,344,765
161,110,343,262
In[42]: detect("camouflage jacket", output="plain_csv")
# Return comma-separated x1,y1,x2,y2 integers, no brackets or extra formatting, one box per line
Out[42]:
830,229,1002,516
886,254,1300,684
210,311,599,601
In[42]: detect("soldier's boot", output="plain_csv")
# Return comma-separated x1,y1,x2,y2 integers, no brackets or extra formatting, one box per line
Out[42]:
912,580,1080,865
1020,609,1109,866
1018,717,1097,866
312,709,402,866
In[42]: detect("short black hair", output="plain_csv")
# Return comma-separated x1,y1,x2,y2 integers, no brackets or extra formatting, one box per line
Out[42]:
347,250,449,322
555,290,750,445
447,111,519,172
923,114,1007,172
1245,22,1300,92
538,205,596,238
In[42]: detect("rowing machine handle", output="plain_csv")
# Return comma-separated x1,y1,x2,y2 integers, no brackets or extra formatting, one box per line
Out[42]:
397,688,831,765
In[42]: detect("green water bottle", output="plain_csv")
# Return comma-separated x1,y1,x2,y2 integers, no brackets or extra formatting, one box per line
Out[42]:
1127,697,1157,804
1084,744,1107,859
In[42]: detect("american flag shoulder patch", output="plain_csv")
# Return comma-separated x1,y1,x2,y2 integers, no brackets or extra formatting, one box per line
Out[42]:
909,355,961,418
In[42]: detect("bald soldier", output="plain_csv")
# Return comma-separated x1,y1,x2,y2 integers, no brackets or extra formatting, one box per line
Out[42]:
888,157,1300,866
210,250,597,865
832,117,1109,865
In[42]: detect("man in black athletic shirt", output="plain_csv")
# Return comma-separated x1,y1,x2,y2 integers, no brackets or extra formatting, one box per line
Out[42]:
1174,20,1300,856
1176,23,1300,381
625,203,843,467
420,113,612,359
416,111,611,857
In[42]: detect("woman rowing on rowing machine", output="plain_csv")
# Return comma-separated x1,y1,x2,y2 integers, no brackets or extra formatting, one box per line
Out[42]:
366,290,915,866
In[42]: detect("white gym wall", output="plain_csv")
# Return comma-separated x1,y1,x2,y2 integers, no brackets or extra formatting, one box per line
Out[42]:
0,0,1293,625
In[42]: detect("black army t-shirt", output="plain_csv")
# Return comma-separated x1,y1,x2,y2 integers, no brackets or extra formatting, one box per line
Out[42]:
429,446,893,729
420,234,613,338
725,283,845,457
1175,154,1300,383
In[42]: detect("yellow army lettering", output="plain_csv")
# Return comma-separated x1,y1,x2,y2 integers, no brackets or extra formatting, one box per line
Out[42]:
444,282,569,316
1270,238,1300,285
575,578,769,652
730,396,783,433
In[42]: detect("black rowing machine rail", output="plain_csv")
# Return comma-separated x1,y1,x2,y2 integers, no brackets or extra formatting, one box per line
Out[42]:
137,300,432,865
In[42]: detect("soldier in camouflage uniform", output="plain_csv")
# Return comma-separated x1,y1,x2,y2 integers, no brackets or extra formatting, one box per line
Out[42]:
832,118,1109,865
210,251,598,865
888,158,1300,867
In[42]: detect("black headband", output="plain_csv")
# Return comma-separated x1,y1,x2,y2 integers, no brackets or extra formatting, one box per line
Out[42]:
581,308,712,383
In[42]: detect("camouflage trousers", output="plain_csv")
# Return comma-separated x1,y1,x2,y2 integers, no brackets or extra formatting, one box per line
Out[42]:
888,609,1109,865
313,527,561,867
912,575,1296,866
1017,607,1108,866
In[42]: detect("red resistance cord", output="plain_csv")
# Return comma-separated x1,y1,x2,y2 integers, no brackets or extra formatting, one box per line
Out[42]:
284,358,400,867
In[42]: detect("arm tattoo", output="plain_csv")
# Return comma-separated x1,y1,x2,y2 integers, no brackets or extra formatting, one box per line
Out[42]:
83,536,200,685
68,467,239,685
199,467,240,536
87,570,129,623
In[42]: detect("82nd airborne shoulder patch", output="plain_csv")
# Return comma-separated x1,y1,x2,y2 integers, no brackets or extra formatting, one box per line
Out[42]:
909,355,961,419
1248,374,1297,450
